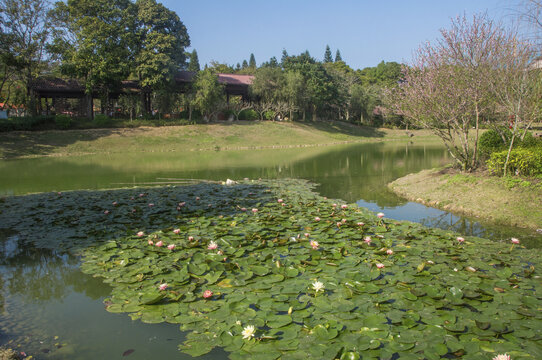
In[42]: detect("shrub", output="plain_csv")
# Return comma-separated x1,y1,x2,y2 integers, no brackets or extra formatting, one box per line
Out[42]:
478,129,508,158
487,147,542,176
93,114,112,127
55,115,73,129
263,110,276,121
238,109,258,120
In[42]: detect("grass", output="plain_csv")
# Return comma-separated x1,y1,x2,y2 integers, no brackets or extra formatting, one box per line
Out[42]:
0,120,438,159
388,167,542,230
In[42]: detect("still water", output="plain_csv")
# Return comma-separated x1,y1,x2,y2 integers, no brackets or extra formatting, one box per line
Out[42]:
0,141,539,359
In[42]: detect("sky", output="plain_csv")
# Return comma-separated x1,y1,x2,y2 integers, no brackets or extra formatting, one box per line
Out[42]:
161,0,522,70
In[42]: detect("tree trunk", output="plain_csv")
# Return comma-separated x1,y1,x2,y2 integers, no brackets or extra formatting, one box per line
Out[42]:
471,105,480,170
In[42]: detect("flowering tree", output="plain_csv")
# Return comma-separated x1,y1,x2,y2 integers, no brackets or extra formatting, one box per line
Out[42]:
391,14,513,171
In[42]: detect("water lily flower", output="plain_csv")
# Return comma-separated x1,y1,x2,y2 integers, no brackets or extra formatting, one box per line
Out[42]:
167,244,175,250
159,283,168,291
364,236,372,245
511,238,520,244
208,241,218,250
242,325,255,339
377,212,385,219
236,320,241,326
277,199,283,203
104,210,110,214
312,280,325,292
139,193,145,197
131,209,136,213
376,263,385,269
188,236,194,241
252,208,258,213
310,240,319,250
336,222,342,228
173,229,181,234
453,268,458,272
492,355,511,360
386,249,393,255
332,203,337,208
178,202,186,207
155,241,163,247
203,290,213,298
341,204,348,209
57,192,62,196
148,240,154,245
304,233,310,238
457,237,465,243
112,201,118,206
357,222,365,226
314,217,321,222
196,196,200,201
148,203,154,207
130,196,135,200
281,203,286,207
137,231,145,237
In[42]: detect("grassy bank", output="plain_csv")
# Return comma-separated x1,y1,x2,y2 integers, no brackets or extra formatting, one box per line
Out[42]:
389,168,542,230
0,120,437,159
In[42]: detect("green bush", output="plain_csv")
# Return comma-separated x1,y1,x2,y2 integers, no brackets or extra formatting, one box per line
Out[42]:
263,110,276,120
478,129,508,158
55,115,73,129
487,147,542,176
93,114,112,127
238,109,258,120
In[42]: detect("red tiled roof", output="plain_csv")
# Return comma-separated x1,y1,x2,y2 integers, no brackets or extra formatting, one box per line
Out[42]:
217,73,254,85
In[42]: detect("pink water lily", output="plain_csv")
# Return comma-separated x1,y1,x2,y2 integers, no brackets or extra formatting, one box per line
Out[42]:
332,203,337,208
376,263,385,269
104,210,110,214
336,222,342,228
492,354,511,360
148,240,154,245
511,238,520,244
386,249,394,255
304,233,310,238
167,244,176,250
173,229,181,234
148,203,154,207
364,236,372,244
277,199,283,203
341,204,348,209
457,237,465,243
377,212,385,219
159,283,168,291
139,193,145,197
137,231,145,237
112,201,118,206
203,290,213,298
208,241,218,250
155,240,163,247
178,202,186,207
251,208,258,213
314,217,321,222
357,222,365,226
188,236,194,241
195,196,200,201
341,218,347,224
310,240,319,250
281,203,286,207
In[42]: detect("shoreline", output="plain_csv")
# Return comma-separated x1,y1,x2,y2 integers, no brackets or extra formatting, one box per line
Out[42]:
388,167,542,231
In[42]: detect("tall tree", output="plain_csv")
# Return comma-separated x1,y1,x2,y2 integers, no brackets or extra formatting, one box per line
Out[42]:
249,53,256,68
0,0,50,109
334,49,342,62
323,45,332,63
192,68,224,121
241,59,248,69
187,49,200,72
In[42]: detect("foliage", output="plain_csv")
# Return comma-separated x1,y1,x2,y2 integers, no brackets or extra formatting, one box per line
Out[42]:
2,179,538,359
478,129,509,159
192,69,225,120
54,114,73,129
238,108,258,120
93,114,112,127
334,49,342,62
187,49,200,72
249,53,256,68
323,45,332,63
487,147,542,176
0,114,54,131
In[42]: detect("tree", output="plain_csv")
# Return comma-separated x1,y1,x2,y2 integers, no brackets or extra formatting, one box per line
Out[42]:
241,60,248,69
324,60,358,120
0,0,50,109
250,66,285,103
187,49,200,72
192,68,225,121
391,14,521,172
323,45,332,63
249,53,256,68
49,0,135,116
335,49,342,62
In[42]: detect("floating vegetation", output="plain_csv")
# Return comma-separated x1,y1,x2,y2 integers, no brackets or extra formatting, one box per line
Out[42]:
1,179,541,359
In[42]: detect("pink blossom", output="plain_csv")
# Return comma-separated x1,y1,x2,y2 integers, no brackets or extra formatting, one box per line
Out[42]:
336,222,342,228
155,241,163,247
167,244,176,250
357,222,365,226
457,237,465,243
173,229,181,234
277,199,283,203
130,196,135,200
57,192,62,196
178,202,186,207
310,240,319,249
281,203,286,207
386,249,394,255
148,203,154,207
377,212,385,219
104,210,110,215
159,283,168,291
314,217,321,222
304,233,310,238
492,354,511,360
137,231,145,237
341,218,347,224
208,241,218,250
240,207,247,211
188,236,194,241
341,204,348,209
148,240,154,245
364,236,372,245
112,201,118,206
203,290,213,298
252,208,258,213
131,209,136,213
139,193,145,197
376,263,385,269
195,196,200,201
332,203,337,208
511,238,520,244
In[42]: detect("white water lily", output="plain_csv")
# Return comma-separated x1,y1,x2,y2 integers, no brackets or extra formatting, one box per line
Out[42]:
312,280,325,292
492,354,511,360
241,325,255,339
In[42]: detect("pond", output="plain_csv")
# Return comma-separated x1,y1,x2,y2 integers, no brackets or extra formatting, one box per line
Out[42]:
0,141,540,359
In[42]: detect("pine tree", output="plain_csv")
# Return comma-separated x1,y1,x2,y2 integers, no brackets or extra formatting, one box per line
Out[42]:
335,49,343,62
188,49,200,71
249,53,256,68
242,60,248,69
281,49,289,65
324,45,332,63
235,63,241,71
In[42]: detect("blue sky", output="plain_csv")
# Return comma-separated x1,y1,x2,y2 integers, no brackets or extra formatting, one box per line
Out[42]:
161,0,519,70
